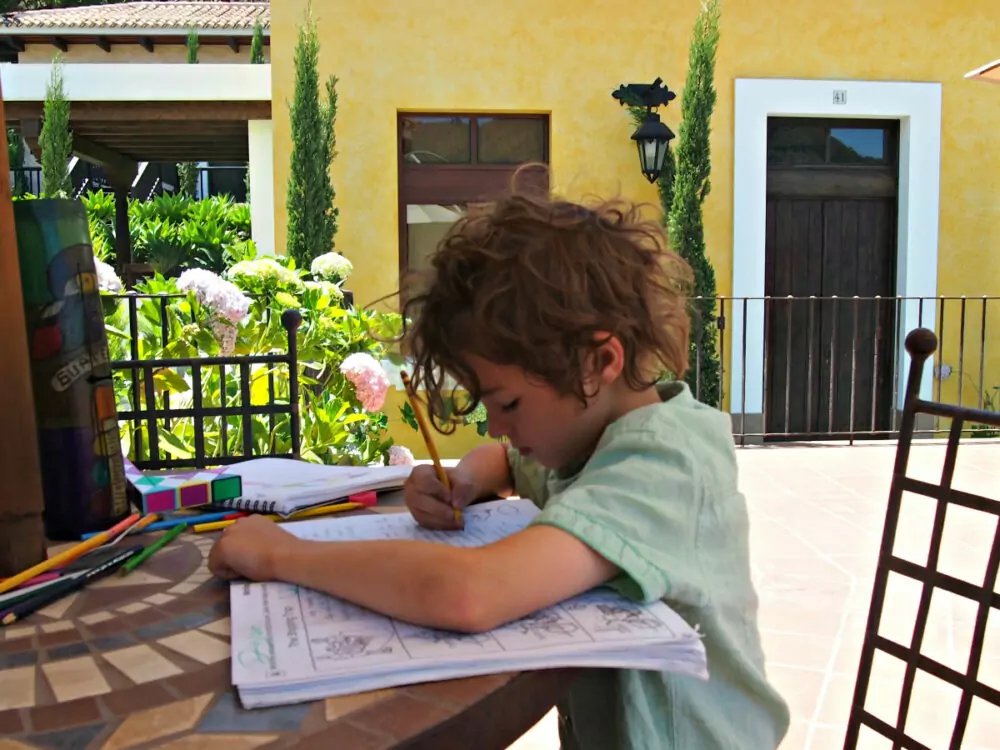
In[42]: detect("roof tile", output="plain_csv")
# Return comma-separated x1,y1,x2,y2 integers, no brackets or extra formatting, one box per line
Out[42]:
4,2,269,32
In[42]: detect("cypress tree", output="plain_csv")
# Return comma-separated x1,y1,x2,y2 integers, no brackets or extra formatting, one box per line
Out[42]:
286,5,338,265
250,15,266,64
39,53,72,199
185,28,199,64
668,0,722,407
176,28,200,197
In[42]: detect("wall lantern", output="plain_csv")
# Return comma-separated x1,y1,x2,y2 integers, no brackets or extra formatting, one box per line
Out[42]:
612,77,677,183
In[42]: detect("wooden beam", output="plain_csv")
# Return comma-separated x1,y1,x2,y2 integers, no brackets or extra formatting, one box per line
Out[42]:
5,100,272,122
71,133,138,183
52,37,68,53
0,77,47,576
96,37,111,53
228,37,240,53
1,37,25,53
139,36,154,53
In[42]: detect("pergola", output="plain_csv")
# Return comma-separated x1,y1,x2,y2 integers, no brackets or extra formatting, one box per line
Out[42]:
0,1,273,273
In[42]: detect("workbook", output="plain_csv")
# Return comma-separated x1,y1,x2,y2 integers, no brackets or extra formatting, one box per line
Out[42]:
229,499,708,708
209,457,412,516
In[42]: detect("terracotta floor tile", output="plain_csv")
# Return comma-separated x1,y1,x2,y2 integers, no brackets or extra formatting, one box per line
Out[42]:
34,592,79,620
143,593,176,606
40,621,75,634
40,655,111,703
78,611,114,626
116,602,150,615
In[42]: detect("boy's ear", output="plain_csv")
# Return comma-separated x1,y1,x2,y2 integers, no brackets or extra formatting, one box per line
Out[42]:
592,332,625,385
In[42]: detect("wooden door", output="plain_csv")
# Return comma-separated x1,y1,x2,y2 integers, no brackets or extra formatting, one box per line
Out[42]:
764,119,899,439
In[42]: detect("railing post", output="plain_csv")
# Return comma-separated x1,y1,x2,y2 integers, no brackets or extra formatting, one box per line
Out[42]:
282,309,303,460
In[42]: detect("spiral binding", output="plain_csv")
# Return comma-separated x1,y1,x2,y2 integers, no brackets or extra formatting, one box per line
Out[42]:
217,497,278,514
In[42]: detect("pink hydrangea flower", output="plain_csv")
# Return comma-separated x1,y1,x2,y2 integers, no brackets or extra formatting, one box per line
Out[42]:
340,352,390,412
387,445,415,466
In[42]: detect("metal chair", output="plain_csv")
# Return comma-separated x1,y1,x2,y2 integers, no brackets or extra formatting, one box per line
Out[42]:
844,328,1000,748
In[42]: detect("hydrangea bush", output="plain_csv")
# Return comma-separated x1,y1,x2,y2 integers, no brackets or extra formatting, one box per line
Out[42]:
102,248,410,467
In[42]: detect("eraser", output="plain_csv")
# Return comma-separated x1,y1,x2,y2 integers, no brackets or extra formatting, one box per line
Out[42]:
348,491,378,508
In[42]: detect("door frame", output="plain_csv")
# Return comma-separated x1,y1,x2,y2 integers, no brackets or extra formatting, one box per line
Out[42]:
732,79,943,417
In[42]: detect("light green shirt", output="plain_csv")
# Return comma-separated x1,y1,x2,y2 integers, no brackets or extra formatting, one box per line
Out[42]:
507,381,790,750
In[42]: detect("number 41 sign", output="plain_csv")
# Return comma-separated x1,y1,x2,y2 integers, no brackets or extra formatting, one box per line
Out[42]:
833,90,847,105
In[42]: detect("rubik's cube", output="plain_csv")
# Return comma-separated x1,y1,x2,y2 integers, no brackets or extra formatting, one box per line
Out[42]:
123,458,243,514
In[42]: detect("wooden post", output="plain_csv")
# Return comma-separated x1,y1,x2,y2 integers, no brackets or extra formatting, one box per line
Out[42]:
0,79,47,574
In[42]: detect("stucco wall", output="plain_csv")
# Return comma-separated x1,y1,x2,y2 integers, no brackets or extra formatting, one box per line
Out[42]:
269,0,1000,454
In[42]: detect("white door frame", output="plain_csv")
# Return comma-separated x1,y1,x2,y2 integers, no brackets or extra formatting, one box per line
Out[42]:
730,78,943,414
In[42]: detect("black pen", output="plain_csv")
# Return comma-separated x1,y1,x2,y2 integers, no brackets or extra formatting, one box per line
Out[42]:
0,544,144,626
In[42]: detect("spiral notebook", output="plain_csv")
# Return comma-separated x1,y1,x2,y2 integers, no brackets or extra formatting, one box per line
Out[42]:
210,457,413,517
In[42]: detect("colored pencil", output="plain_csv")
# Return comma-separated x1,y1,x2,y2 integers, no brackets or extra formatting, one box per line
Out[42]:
119,522,188,576
1,546,143,626
0,513,141,596
192,502,364,533
80,511,245,540
400,370,461,524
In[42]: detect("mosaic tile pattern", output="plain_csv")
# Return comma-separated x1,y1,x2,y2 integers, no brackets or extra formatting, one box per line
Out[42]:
0,511,564,749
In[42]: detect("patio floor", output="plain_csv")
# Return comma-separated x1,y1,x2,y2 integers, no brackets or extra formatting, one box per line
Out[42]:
508,440,1000,750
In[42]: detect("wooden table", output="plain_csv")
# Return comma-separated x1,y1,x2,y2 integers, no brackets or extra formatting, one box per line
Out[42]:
0,508,576,749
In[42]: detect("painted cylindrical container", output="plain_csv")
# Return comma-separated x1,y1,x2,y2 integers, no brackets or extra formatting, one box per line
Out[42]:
14,198,130,540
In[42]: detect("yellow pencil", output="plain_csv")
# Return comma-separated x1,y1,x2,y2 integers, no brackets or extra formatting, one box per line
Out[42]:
192,502,364,533
400,370,461,524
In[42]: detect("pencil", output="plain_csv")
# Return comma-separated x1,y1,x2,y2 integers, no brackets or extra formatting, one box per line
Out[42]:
119,523,187,576
79,511,244,539
0,513,141,596
2,545,143,625
191,502,363,533
399,370,461,524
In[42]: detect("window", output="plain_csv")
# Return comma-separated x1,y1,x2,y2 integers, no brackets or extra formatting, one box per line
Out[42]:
767,118,896,167
398,114,550,279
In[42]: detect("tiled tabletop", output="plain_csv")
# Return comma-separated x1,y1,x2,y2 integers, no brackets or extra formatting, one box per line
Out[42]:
0,511,575,749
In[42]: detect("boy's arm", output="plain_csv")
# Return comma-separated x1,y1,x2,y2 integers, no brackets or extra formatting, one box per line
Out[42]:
456,442,515,500
211,517,619,633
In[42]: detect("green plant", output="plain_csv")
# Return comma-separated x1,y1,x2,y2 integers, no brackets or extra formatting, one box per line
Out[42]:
286,3,339,267
39,53,72,199
185,27,199,64
105,267,404,467
970,384,999,438
250,15,266,64
667,0,723,407
6,127,27,195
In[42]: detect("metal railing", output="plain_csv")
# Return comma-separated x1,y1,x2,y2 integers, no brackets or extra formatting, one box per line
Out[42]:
687,295,999,444
106,292,302,469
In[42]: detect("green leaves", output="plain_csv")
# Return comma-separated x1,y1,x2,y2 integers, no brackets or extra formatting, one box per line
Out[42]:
110,267,399,468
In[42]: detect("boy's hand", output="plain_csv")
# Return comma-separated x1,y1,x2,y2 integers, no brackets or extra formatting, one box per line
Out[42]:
404,465,477,530
208,515,298,581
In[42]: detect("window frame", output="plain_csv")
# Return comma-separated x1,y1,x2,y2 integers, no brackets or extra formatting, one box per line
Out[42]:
766,117,899,168
397,113,550,283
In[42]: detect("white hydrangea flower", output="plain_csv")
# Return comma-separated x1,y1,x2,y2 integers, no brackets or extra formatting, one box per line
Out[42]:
177,269,251,325
310,252,353,282
304,279,345,301
226,258,303,289
94,258,122,293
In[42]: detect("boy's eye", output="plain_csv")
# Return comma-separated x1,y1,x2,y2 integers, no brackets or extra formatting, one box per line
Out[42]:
501,398,520,413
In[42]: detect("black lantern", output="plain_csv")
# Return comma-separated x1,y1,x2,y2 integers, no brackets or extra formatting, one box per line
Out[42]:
612,77,677,183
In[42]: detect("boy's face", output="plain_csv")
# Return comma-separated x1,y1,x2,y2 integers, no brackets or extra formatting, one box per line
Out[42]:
463,354,615,471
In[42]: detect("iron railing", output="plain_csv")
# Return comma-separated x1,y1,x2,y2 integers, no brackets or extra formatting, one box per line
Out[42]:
106,292,302,470
845,327,1000,748
688,295,998,444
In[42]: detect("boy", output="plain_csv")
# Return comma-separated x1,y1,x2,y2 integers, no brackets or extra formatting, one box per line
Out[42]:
209,187,790,749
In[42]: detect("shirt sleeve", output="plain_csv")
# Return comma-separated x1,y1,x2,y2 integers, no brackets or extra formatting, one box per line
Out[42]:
505,445,551,507
529,427,707,607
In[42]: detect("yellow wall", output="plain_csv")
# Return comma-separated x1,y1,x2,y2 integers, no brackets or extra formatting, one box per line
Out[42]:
270,0,1000,451
19,41,269,64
